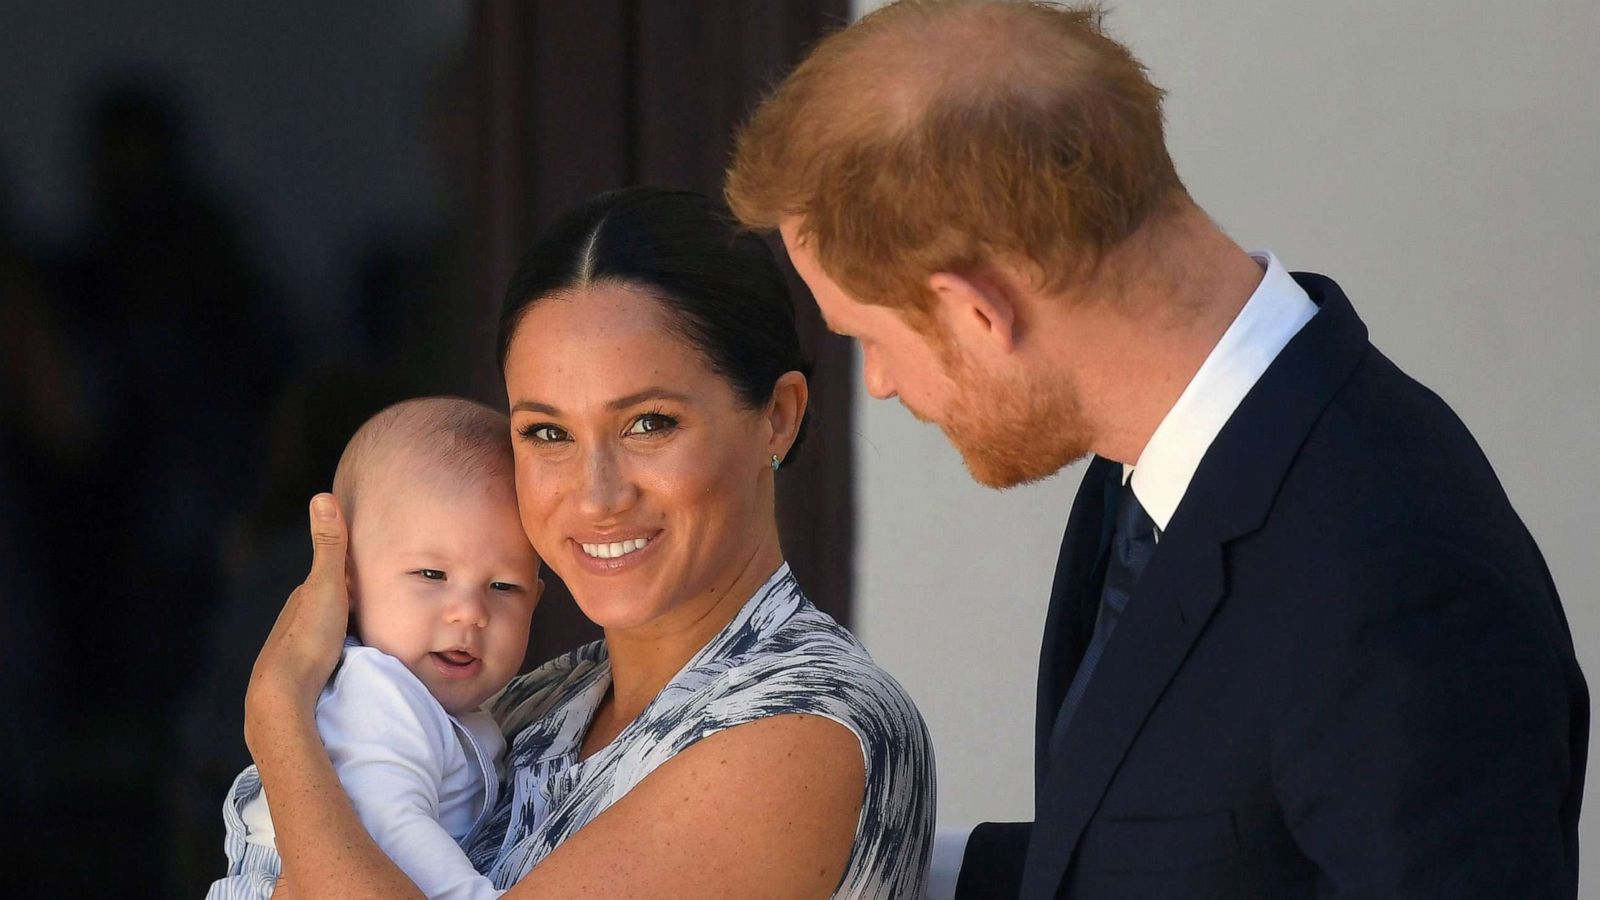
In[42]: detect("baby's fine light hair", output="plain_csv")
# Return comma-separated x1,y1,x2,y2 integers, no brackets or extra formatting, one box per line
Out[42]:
331,396,514,521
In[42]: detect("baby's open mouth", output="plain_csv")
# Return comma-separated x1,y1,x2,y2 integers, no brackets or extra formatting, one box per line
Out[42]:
430,650,482,679
434,650,476,666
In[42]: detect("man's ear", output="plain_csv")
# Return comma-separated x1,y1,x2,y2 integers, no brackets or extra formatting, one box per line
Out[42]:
927,268,1019,354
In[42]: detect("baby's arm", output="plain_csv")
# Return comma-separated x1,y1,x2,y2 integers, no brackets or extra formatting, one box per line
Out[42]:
318,649,504,900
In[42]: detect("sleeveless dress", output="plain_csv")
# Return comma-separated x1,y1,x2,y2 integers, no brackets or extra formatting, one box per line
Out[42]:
463,564,935,898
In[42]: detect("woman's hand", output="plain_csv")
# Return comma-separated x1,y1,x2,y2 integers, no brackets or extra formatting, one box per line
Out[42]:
236,494,431,899
245,493,351,750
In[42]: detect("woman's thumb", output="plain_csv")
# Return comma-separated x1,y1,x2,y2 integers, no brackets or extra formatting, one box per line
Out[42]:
307,493,347,584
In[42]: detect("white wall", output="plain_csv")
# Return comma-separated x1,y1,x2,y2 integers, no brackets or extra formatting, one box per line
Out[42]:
848,0,1600,882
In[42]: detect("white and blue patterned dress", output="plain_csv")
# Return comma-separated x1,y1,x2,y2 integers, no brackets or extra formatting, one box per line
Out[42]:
465,563,935,898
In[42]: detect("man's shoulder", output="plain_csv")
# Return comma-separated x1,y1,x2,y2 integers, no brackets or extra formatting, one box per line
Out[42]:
1286,346,1516,539
1203,339,1554,616
1317,346,1486,461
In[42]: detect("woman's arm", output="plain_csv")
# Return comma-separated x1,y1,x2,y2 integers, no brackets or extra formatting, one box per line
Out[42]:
267,710,863,900
502,713,866,900
244,495,425,900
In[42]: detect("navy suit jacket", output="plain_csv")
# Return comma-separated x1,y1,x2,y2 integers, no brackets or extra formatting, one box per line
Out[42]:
955,273,1587,899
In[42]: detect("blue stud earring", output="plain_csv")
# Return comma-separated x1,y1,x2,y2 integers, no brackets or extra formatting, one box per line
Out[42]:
770,454,781,472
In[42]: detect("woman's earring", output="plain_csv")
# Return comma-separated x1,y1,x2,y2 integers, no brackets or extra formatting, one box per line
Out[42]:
770,454,781,472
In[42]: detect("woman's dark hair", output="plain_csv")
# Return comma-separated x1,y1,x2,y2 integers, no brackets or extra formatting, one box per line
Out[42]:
498,186,813,464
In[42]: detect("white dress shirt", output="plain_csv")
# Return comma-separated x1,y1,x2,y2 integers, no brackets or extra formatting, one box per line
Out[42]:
931,251,1317,900
1124,250,1318,532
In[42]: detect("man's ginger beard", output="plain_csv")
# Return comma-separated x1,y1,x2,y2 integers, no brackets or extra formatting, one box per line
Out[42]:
914,320,1092,489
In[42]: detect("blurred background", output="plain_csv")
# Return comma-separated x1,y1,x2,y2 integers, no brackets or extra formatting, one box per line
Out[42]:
1,0,1595,897
0,1,855,895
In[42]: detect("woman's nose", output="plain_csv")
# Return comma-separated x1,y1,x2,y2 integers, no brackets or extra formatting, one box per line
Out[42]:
575,444,639,521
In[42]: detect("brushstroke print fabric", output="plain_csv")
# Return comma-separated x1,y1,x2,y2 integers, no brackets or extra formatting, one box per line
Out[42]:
465,563,936,898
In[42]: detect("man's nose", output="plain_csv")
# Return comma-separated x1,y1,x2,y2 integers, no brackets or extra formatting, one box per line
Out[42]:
863,352,897,400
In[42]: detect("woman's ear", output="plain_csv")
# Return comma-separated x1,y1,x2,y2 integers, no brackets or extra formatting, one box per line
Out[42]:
764,370,810,464
927,267,1019,354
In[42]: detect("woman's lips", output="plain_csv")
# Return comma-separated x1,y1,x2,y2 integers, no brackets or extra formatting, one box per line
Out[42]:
569,530,662,574
431,651,482,680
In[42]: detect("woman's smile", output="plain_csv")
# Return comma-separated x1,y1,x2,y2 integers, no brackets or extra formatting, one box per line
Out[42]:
578,533,653,559
570,530,663,574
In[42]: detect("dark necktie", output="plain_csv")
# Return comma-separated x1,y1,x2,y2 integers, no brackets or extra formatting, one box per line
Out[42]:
1048,481,1159,757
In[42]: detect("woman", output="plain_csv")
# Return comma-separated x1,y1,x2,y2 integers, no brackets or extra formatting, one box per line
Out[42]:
244,187,935,898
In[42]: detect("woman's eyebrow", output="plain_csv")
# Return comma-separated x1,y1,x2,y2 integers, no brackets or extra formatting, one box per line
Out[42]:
511,389,692,417
512,400,561,415
606,388,691,411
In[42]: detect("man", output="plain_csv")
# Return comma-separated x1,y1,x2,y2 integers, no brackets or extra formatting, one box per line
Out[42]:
726,1,1587,897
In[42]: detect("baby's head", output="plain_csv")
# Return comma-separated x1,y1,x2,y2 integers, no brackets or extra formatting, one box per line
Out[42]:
333,396,541,715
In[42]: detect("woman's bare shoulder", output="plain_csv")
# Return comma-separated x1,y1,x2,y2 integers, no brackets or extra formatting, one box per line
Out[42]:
504,712,865,900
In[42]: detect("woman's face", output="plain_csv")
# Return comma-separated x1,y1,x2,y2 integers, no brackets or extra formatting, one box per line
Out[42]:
503,282,780,634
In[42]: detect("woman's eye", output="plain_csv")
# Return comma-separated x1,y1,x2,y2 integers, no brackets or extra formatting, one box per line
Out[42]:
415,569,446,581
625,413,677,436
518,423,570,443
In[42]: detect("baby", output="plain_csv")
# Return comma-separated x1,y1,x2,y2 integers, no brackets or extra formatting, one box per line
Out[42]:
208,397,542,900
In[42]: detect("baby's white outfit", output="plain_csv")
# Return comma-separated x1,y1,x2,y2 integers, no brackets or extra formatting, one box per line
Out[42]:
206,642,507,900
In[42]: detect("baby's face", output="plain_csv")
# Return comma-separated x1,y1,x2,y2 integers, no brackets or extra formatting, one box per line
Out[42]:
347,467,542,715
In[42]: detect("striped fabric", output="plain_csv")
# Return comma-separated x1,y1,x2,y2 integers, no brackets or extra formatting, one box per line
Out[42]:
206,767,283,899
465,563,936,898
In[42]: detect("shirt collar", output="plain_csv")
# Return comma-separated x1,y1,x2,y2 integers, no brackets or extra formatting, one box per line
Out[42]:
1124,251,1318,532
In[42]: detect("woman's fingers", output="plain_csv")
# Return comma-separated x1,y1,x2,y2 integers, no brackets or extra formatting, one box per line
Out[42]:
246,494,354,730
278,494,353,683
307,493,347,587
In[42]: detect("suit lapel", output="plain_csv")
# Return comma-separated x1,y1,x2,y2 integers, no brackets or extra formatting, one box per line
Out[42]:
1021,524,1227,898
1034,457,1120,788
1019,273,1373,898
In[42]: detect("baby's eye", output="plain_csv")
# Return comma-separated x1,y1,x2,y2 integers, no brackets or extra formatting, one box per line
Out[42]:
414,569,446,581
489,581,521,593
625,413,677,436
518,423,570,443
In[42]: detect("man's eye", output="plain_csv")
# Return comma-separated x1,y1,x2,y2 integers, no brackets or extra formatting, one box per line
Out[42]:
518,423,570,443
625,413,677,436
414,569,446,581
